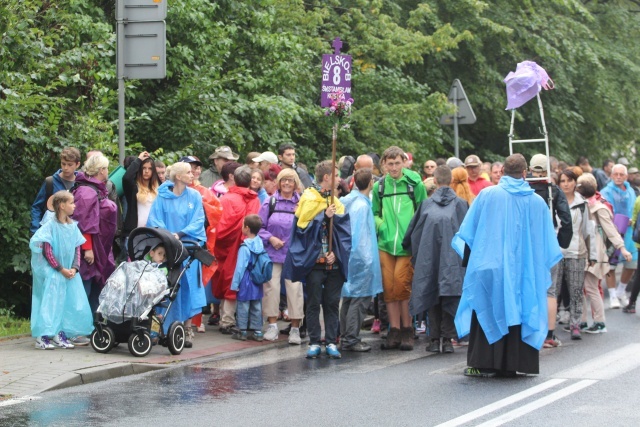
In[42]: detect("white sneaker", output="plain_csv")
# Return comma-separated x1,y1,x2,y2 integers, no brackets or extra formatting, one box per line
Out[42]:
289,328,302,345
617,289,629,307
264,325,279,341
609,293,621,309
35,336,55,350
52,331,75,349
557,310,570,324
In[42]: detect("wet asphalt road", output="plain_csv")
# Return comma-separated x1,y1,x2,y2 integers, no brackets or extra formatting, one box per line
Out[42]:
1,307,640,426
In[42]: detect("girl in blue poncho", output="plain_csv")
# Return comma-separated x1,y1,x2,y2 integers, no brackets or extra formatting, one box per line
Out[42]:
30,191,93,350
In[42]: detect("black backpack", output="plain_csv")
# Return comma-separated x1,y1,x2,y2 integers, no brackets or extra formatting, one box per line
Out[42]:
377,177,417,218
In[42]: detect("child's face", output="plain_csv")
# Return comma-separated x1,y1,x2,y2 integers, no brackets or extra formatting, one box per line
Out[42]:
150,247,166,263
242,224,251,237
60,160,80,180
61,199,76,216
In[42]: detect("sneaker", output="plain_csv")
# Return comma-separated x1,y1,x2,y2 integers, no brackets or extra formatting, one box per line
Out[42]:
570,325,582,340
609,294,621,309
196,324,206,333
342,341,371,352
442,339,454,354
219,325,237,335
306,344,321,359
70,336,90,346
326,343,342,359
618,293,630,307
371,319,381,334
52,331,74,349
557,310,570,324
464,367,496,378
427,340,440,353
248,331,264,342
622,303,636,314
208,313,220,326
185,329,194,348
415,321,426,334
563,322,588,332
288,328,302,345
232,330,247,341
543,336,562,348
584,322,607,334
264,325,279,341
452,338,469,347
35,336,55,350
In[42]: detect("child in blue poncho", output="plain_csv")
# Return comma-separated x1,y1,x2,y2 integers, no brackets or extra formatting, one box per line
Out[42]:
30,191,93,349
230,215,267,342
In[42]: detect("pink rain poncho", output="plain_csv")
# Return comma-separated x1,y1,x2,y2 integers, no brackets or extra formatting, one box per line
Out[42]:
504,61,554,110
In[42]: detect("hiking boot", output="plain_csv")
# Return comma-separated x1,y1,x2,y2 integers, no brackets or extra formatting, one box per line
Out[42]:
442,338,454,354
288,328,302,345
306,344,321,359
232,330,247,341
342,341,371,352
464,367,496,378
370,319,381,334
584,322,607,334
35,336,55,350
264,325,279,341
381,327,401,350
399,327,414,351
543,336,562,348
52,331,74,349
623,303,636,314
326,343,342,359
570,324,582,340
427,339,440,353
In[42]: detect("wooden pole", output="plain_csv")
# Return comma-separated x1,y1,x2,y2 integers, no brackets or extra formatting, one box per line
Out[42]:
327,122,338,255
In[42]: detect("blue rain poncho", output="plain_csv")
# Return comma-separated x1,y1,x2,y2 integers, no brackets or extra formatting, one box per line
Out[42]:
600,180,638,260
452,176,562,350
147,181,206,332
30,218,93,338
340,191,383,298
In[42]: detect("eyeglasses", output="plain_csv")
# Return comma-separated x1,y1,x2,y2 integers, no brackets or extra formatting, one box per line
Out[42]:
280,178,295,183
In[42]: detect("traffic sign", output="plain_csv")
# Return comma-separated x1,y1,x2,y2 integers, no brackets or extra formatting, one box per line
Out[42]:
122,21,166,79
440,79,476,125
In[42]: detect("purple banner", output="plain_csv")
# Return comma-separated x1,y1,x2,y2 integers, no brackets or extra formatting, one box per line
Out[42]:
321,54,352,107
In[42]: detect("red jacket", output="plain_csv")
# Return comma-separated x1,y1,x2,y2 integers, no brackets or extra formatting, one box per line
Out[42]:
212,186,260,300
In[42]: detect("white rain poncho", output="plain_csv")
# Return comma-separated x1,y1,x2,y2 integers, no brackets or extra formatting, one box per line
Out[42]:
98,260,168,323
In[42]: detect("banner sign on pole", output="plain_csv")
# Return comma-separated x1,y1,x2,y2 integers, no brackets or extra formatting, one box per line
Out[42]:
321,38,352,107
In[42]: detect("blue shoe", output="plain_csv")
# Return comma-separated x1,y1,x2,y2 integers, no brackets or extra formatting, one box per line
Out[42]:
306,344,321,359
326,343,342,359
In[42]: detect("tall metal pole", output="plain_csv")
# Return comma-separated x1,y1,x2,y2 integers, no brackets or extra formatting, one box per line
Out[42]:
117,1,125,165
453,85,459,159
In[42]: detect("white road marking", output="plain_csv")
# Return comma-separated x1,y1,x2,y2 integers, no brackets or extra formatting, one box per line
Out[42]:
434,379,567,427
553,343,640,380
474,380,597,427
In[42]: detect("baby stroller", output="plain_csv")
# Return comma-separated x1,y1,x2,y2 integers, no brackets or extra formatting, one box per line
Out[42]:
90,227,214,357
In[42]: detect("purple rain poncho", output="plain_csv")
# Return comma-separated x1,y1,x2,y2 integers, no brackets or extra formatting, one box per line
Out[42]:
504,61,554,110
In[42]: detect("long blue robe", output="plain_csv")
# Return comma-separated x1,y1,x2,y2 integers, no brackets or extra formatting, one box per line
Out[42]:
30,219,93,338
452,176,562,350
147,182,206,332
340,191,383,298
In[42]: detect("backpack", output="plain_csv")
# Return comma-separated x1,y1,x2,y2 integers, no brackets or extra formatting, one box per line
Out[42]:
377,176,417,218
268,196,295,219
71,181,105,201
633,210,640,244
243,244,273,284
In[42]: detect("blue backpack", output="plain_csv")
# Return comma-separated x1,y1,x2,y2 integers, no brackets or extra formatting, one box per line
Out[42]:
243,244,273,284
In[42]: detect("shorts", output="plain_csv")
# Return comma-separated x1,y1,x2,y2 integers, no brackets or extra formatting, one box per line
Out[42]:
610,259,637,270
379,251,413,302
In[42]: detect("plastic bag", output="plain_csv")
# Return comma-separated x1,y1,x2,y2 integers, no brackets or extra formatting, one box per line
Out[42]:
504,61,554,110
97,260,168,323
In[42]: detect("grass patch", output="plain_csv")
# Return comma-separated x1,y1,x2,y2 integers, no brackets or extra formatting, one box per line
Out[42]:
0,306,30,338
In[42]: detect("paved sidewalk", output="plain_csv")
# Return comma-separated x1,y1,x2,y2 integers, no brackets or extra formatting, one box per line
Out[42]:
0,322,293,401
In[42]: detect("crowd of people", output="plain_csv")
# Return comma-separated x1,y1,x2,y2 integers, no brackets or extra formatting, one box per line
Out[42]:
28,143,640,377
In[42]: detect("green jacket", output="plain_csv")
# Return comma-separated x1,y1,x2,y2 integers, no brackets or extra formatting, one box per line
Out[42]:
372,169,427,256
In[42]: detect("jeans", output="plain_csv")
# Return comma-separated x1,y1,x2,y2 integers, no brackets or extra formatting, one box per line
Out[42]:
339,296,370,347
236,300,263,331
305,268,343,346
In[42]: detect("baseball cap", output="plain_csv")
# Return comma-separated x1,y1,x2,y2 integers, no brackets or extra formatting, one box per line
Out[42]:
618,157,630,166
464,155,481,167
209,146,239,161
446,157,463,169
530,154,548,172
178,156,202,167
628,167,639,174
252,151,278,164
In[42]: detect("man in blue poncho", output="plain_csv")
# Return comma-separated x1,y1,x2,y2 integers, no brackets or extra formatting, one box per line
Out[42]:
339,168,383,352
452,154,562,377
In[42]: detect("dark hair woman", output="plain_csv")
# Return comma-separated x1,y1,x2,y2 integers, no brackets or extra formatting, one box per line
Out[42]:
122,151,160,237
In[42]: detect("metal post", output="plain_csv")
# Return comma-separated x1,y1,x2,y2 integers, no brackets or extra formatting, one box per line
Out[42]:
117,1,125,165
453,85,459,159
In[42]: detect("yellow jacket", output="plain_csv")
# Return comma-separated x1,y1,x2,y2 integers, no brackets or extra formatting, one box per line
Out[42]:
295,187,345,229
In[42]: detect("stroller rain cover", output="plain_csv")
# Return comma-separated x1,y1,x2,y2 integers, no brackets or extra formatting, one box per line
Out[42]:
98,260,168,323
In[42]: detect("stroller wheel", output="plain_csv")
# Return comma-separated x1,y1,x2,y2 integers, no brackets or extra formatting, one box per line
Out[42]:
91,327,115,353
167,321,186,355
128,331,152,357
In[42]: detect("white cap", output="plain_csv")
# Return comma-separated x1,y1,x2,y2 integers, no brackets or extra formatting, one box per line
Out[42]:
252,151,278,164
530,154,548,171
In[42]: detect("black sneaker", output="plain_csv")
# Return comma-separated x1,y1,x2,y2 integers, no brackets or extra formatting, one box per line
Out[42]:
427,340,440,353
584,322,607,334
219,325,238,335
208,314,220,326
442,339,454,354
